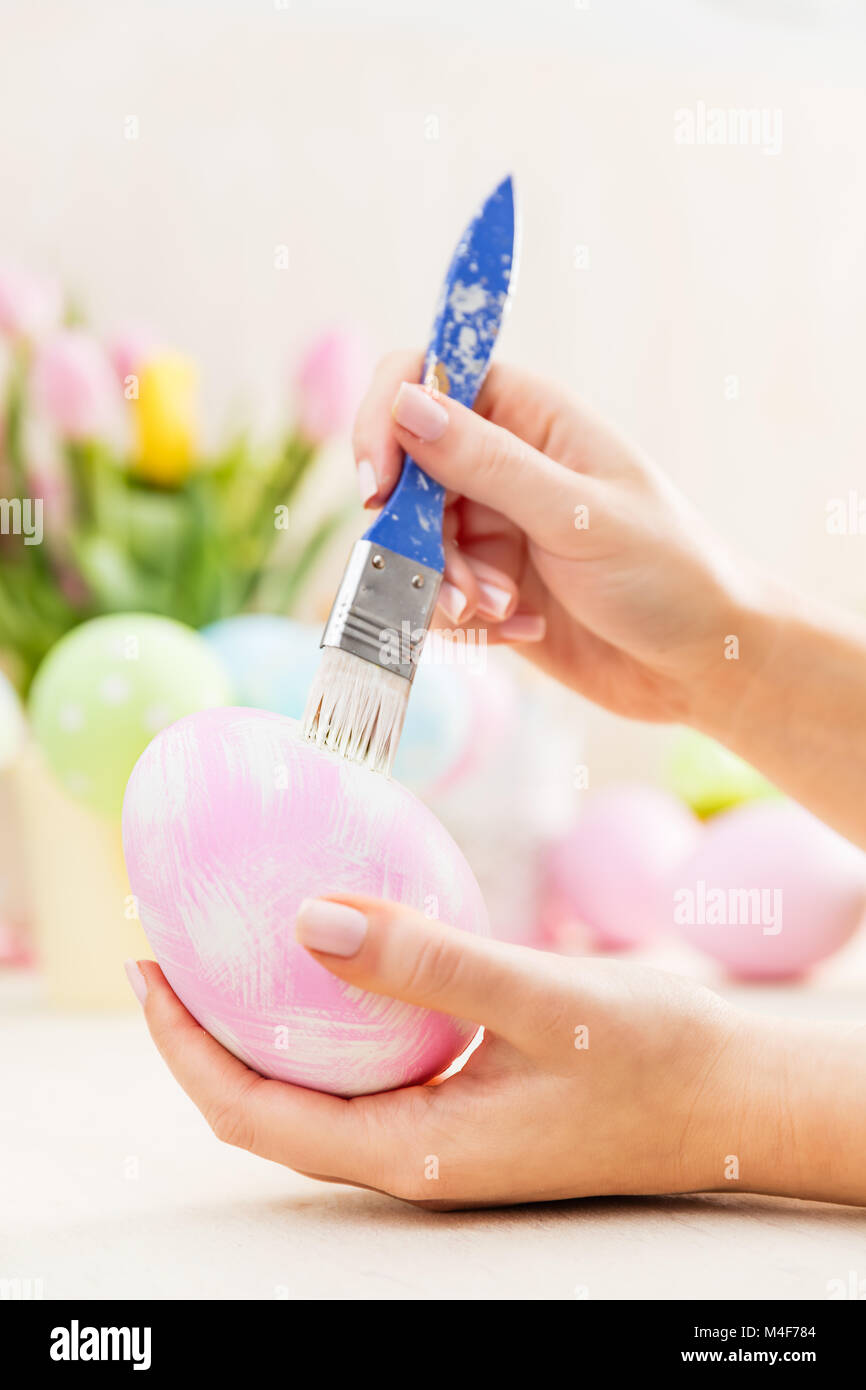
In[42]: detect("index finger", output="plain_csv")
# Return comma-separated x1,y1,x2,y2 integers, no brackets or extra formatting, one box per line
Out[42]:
354,351,589,503
352,348,424,506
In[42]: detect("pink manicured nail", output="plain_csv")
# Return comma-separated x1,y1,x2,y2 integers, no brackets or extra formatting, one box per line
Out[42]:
476,581,513,620
391,382,449,441
124,959,147,1006
437,580,468,624
498,613,547,642
296,899,368,957
357,458,378,506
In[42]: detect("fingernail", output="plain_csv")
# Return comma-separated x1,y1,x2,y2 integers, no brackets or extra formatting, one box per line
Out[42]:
296,899,368,957
477,581,513,620
357,458,378,507
392,382,449,442
498,613,547,642
124,959,147,1007
437,580,468,624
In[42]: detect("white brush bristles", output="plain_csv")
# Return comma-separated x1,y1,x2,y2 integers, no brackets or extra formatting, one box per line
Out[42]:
302,648,410,776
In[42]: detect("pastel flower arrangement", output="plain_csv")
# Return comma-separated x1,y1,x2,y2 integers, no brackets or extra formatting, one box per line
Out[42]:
0,263,368,685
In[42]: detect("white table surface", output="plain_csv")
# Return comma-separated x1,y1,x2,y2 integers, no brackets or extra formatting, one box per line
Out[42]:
3,941,866,1302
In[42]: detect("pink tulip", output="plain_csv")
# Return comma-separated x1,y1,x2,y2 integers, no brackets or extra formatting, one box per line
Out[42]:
31,330,118,441
0,266,62,341
108,328,157,385
294,327,369,443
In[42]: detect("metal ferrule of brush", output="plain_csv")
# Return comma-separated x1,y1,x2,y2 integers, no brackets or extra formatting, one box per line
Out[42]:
320,539,442,681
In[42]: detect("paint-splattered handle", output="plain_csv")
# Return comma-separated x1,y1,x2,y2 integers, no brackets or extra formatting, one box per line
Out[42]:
361,174,516,579
363,455,446,572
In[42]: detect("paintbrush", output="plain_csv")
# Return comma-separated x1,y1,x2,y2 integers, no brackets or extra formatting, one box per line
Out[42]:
303,174,518,773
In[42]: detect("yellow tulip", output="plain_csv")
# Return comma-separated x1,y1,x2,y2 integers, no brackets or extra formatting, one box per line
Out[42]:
132,351,198,486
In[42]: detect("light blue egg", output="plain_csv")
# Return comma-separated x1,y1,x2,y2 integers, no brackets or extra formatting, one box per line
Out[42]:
201,615,320,720
201,614,472,792
395,660,472,791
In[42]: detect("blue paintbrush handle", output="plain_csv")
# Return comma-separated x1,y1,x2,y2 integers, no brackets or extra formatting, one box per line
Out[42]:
361,174,516,579
363,455,445,572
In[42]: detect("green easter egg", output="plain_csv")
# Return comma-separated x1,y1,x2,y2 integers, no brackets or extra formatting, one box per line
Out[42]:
667,728,779,819
29,613,231,816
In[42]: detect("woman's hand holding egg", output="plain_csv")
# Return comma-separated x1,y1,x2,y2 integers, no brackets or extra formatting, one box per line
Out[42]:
128,899,866,1209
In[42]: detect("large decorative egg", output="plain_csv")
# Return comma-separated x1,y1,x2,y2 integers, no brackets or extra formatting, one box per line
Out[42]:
29,613,231,816
201,614,473,796
673,801,866,979
122,706,488,1096
545,784,701,950
667,728,778,819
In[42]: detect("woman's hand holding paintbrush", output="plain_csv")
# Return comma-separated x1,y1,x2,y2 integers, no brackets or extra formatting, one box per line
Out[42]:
355,349,737,719
356,350,866,849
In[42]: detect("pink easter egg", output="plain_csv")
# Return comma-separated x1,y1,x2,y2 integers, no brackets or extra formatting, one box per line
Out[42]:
673,801,866,980
122,707,488,1097
545,785,701,950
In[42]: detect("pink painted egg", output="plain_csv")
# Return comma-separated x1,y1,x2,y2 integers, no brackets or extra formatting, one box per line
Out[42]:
545,785,701,950
672,801,866,979
122,707,488,1096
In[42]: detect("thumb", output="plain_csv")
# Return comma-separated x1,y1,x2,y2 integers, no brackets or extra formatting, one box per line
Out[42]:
389,381,597,556
295,894,548,1048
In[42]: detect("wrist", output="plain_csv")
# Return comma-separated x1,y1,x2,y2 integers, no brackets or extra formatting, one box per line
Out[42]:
689,577,866,846
690,1008,866,1206
683,568,784,741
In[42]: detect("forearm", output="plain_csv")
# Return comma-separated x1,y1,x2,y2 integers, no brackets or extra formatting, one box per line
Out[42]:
701,1011,866,1207
695,585,866,850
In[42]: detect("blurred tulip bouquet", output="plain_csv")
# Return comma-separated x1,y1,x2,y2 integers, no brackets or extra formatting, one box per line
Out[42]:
0,263,367,686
